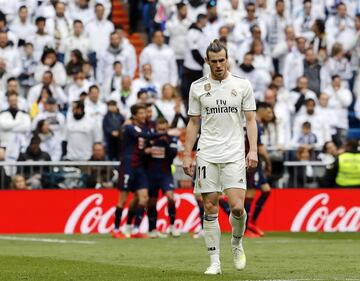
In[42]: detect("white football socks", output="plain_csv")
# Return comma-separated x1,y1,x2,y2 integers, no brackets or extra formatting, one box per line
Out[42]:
203,213,221,265
229,211,247,246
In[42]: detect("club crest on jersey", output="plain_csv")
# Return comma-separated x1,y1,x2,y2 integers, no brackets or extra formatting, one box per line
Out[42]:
231,89,237,96
204,83,211,92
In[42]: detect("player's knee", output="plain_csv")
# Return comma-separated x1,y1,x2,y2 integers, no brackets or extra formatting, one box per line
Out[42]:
230,203,245,217
203,200,218,214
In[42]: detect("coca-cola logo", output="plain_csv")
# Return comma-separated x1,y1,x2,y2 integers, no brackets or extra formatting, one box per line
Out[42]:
64,193,201,234
291,193,360,232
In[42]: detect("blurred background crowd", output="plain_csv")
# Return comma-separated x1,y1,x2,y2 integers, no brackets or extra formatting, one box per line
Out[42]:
0,0,359,190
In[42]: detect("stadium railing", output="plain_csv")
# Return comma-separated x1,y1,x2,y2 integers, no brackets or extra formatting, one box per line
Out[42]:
0,160,329,189
282,161,328,188
0,161,120,189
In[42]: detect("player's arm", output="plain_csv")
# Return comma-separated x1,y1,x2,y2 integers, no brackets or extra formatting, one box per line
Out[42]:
165,137,178,160
244,111,258,171
183,116,201,176
258,143,272,175
127,125,166,140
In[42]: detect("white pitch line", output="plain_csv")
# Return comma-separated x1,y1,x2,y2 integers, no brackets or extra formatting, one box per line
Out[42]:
0,236,96,244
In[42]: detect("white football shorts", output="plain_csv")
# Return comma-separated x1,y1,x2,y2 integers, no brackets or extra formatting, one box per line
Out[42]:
194,156,247,194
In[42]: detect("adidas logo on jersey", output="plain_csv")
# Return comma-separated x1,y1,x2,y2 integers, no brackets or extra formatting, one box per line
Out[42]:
238,179,244,183
205,92,211,97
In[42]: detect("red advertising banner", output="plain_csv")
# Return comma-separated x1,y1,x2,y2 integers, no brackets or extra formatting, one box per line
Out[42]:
0,189,359,234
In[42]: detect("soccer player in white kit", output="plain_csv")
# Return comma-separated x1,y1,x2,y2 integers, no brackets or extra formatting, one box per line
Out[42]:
183,39,258,275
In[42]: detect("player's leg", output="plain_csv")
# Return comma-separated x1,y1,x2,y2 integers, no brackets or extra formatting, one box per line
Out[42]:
193,194,204,238
224,188,247,270
195,158,222,274
222,160,248,270
112,190,128,239
202,192,222,275
165,190,179,237
125,194,138,238
244,188,259,237
249,183,271,236
147,186,159,238
131,187,149,238
219,195,231,216
162,174,179,237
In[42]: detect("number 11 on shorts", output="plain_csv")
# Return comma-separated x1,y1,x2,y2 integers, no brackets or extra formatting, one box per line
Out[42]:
198,166,206,179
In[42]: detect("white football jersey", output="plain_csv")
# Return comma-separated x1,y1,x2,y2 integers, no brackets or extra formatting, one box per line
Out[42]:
188,73,256,163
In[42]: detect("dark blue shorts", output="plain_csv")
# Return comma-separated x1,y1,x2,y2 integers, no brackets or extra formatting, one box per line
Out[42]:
119,167,149,192
147,173,174,198
247,165,267,189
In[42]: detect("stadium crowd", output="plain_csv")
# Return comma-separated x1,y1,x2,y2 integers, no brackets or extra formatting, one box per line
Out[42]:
0,0,360,190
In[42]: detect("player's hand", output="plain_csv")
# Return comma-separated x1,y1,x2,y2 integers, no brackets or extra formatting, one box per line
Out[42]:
246,151,258,172
182,154,194,177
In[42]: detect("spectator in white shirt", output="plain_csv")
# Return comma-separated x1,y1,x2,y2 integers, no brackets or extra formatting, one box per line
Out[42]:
140,30,178,88
249,38,274,74
0,31,21,78
293,0,315,41
28,70,67,106
102,60,123,99
292,98,331,147
34,119,62,161
68,0,95,26
233,2,267,46
59,19,93,64
97,31,137,84
19,42,38,93
154,83,187,128
165,2,191,79
106,75,133,118
263,87,290,146
66,71,92,104
47,1,73,49
0,92,31,149
85,3,114,58
182,13,208,108
0,78,28,111
203,0,226,41
64,101,102,161
322,75,352,146
267,0,291,52
272,25,296,74
317,92,338,137
320,43,352,90
217,0,245,29
234,52,270,100
84,84,107,138
283,36,307,91
132,63,161,101
9,5,36,44
27,16,55,62
34,48,67,87
325,2,355,52
237,24,270,65
32,96,66,143
271,73,295,114
291,76,318,114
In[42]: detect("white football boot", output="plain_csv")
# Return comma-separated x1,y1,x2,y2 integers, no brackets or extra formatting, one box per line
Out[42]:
204,263,222,275
231,238,246,270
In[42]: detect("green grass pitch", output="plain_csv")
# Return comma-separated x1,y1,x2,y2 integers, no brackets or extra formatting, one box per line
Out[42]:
0,232,359,281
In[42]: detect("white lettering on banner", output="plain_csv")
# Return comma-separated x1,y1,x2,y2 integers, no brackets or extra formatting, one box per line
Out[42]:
291,193,360,232
64,193,201,234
